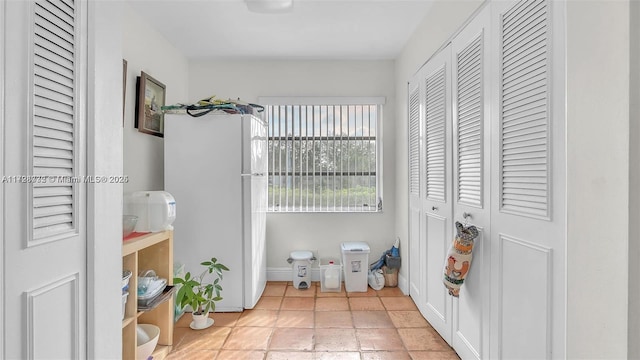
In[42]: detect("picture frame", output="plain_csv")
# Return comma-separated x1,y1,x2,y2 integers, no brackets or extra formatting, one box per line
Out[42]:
122,59,127,125
135,71,166,137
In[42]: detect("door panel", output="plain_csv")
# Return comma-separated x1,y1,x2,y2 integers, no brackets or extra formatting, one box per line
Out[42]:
421,45,453,344
425,213,449,331
450,5,491,359
453,227,485,359
3,1,87,358
498,235,551,359
27,275,80,359
408,80,423,304
490,0,565,358
408,206,421,297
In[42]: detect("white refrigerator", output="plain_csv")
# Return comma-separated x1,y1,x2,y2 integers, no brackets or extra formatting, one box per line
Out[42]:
164,113,267,311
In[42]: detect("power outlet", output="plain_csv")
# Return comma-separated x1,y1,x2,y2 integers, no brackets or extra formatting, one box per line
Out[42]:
311,249,319,266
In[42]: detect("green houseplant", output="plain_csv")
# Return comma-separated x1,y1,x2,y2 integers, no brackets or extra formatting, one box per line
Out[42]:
174,257,229,329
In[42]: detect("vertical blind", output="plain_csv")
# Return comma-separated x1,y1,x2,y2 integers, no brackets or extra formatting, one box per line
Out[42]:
263,99,383,212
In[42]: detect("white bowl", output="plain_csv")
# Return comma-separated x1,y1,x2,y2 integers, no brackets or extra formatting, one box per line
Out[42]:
136,324,160,360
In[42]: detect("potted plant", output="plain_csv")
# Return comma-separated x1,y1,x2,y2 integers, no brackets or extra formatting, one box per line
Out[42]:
174,257,229,329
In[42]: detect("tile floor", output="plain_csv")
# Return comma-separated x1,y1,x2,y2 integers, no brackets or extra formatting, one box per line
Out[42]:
167,281,459,360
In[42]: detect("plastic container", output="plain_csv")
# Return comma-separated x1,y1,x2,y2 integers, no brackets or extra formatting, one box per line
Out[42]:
341,242,370,292
122,291,129,320
124,191,176,232
320,258,342,292
290,250,314,289
122,215,138,238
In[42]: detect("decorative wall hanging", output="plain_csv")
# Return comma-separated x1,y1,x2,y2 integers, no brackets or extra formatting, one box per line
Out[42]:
443,221,479,297
135,71,166,137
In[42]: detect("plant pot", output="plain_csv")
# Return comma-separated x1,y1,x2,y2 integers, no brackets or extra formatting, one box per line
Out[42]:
190,312,214,330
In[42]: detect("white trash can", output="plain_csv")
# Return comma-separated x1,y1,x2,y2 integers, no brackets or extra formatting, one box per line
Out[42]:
341,242,370,292
290,250,314,289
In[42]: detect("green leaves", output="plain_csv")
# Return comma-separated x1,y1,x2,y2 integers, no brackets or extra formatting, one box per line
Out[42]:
174,258,230,315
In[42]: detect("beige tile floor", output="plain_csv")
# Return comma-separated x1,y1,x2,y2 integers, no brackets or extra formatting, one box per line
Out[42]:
167,281,459,360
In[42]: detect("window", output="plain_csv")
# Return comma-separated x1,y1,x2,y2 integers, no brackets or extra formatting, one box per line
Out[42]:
260,97,384,213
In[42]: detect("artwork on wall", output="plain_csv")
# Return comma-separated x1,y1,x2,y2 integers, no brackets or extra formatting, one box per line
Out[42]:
135,71,166,137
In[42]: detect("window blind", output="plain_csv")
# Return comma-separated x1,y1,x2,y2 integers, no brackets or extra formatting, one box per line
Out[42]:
263,99,383,213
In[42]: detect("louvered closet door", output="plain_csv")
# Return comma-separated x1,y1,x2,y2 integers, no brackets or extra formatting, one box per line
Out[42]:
490,0,566,358
420,45,454,344
3,1,88,358
450,6,491,360
407,80,424,305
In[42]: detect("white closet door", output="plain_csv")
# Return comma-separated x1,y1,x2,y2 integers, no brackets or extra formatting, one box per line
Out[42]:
451,6,491,360
490,0,566,358
3,0,88,358
408,80,424,304
421,45,454,344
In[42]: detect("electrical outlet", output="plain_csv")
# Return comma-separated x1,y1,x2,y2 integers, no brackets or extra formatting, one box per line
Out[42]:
311,249,319,265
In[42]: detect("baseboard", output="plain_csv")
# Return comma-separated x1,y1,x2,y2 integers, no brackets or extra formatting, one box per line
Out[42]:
268,267,409,296
398,272,408,295
267,267,323,282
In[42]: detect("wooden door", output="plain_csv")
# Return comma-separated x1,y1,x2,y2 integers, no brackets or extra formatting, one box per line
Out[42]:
490,0,566,358
450,6,491,360
3,0,88,358
421,45,454,344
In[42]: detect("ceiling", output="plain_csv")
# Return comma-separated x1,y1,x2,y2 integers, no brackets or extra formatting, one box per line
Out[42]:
126,0,435,60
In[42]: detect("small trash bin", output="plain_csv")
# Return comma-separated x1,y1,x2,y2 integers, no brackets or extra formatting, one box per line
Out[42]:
290,251,314,289
320,258,342,292
341,242,370,292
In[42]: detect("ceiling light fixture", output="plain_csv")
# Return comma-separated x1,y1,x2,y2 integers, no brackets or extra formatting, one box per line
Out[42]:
245,0,293,13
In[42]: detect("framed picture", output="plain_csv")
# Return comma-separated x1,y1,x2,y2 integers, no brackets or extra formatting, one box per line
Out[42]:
122,59,127,125
135,71,166,137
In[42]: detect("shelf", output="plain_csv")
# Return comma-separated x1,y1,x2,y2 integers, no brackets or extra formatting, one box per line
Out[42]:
138,286,176,312
122,230,174,359
122,316,135,328
123,230,172,256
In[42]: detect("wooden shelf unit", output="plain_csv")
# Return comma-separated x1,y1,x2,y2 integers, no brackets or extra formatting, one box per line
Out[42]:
122,231,174,360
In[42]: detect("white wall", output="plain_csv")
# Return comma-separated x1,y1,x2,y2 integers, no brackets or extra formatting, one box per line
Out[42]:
393,0,483,288
122,3,189,193
566,1,630,357
188,60,397,270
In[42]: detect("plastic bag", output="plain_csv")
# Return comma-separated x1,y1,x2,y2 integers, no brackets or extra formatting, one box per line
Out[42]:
368,269,385,290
